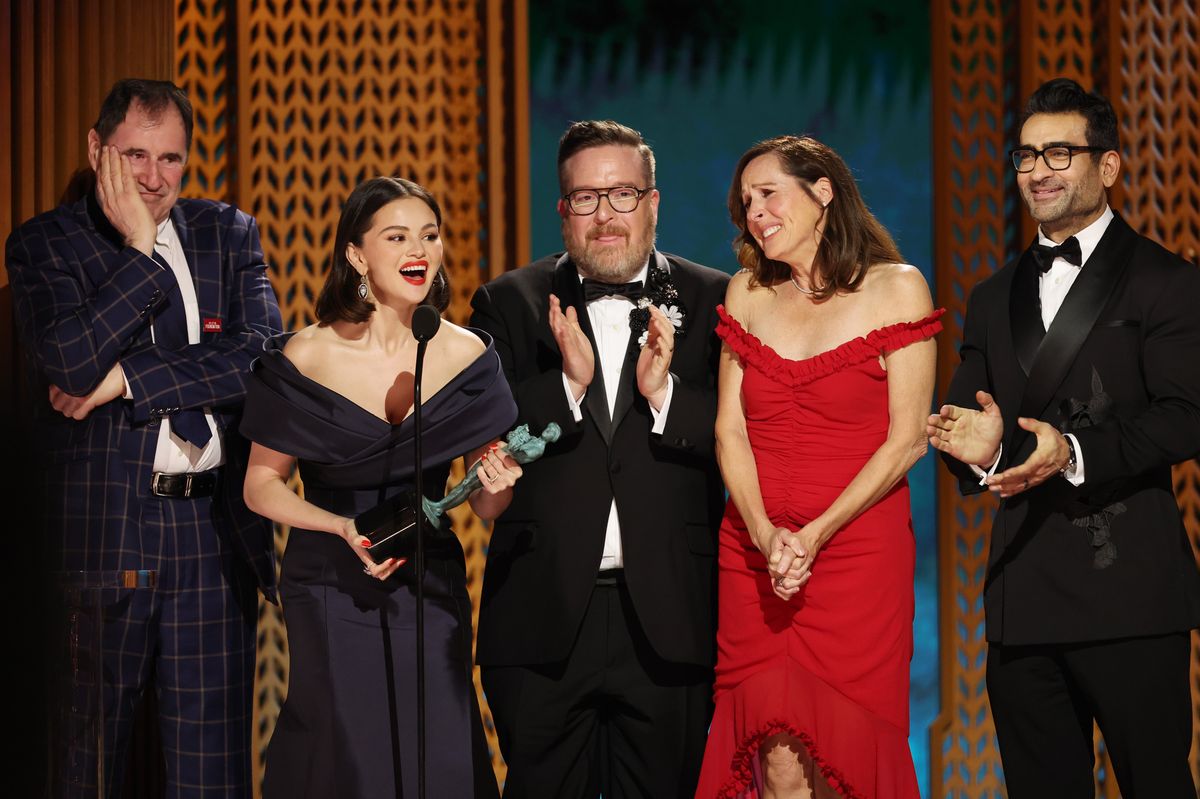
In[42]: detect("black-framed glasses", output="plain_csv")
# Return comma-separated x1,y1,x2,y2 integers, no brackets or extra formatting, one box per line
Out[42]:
562,186,654,215
1009,145,1107,173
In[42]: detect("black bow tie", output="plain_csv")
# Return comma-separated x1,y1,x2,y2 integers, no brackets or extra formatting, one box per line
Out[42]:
582,278,643,303
1032,236,1083,272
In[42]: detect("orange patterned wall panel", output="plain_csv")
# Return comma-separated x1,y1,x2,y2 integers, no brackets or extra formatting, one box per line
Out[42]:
930,0,1014,792
176,0,232,202
1114,3,1200,789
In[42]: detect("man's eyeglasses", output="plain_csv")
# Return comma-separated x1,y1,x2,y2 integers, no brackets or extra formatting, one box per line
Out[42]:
562,186,654,216
1009,145,1107,173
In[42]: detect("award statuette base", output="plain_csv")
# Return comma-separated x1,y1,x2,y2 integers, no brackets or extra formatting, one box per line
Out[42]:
357,491,421,564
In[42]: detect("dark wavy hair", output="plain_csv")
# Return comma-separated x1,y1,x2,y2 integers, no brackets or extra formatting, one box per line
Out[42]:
727,135,902,300
314,176,450,325
1020,77,1120,154
93,78,194,150
557,120,656,193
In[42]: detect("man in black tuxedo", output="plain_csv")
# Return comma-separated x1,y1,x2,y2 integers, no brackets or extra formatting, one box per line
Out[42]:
928,78,1200,797
470,120,729,797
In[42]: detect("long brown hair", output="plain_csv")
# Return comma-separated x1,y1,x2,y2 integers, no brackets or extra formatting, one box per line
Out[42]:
727,135,901,300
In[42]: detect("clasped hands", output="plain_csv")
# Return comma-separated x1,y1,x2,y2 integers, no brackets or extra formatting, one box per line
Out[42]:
752,521,825,602
926,389,1070,498
548,294,675,410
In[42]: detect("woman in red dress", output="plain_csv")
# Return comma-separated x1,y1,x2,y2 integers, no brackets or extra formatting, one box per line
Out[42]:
696,136,942,798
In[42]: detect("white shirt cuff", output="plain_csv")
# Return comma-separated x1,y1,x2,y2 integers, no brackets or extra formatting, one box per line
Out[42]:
970,445,1003,486
648,375,674,434
562,372,584,423
1063,433,1084,485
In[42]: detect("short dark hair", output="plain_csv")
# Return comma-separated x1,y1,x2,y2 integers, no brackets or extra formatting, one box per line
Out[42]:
93,78,194,151
314,176,450,325
557,120,656,193
1020,78,1120,153
727,135,902,299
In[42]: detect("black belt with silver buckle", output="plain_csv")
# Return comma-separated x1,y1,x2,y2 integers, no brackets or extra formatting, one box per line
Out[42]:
149,470,218,499
595,569,625,586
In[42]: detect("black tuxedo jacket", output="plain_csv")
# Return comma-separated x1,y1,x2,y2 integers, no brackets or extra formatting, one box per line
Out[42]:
943,213,1200,645
470,251,730,668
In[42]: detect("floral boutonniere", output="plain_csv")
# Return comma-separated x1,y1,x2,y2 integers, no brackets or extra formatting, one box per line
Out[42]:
629,261,688,347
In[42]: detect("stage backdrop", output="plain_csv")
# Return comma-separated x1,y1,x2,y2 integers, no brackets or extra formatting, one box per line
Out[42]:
3,2,1197,797
523,1,938,793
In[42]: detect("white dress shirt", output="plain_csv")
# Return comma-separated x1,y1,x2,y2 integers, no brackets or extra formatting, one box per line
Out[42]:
974,206,1114,486
560,261,675,571
146,218,224,473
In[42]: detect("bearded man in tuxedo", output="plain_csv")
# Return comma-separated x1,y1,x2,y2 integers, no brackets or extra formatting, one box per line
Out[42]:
471,120,729,798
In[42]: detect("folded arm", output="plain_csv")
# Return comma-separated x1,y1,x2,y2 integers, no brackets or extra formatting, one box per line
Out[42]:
121,209,282,422
6,221,173,396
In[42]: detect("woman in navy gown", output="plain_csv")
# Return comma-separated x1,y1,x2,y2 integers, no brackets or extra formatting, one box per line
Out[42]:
242,177,520,798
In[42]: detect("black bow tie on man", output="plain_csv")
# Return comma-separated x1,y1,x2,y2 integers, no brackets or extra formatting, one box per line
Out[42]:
1032,235,1083,272
582,278,644,303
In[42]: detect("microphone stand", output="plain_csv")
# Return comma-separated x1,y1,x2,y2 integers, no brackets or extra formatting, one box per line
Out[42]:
410,304,440,799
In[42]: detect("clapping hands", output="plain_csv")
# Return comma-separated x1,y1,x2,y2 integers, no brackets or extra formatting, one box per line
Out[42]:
636,304,675,410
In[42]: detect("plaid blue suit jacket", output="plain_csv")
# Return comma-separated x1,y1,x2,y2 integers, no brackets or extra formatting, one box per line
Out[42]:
6,195,282,599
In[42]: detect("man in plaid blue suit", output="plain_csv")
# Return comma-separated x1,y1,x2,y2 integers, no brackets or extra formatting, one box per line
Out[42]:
6,79,281,797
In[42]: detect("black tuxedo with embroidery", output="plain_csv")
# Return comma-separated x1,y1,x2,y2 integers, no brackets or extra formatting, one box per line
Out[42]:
942,212,1200,795
944,213,1200,643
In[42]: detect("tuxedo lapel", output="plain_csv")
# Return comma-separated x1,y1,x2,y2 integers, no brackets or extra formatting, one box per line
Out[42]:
1009,247,1044,376
611,334,641,432
1014,215,1137,425
552,254,613,443
610,251,671,431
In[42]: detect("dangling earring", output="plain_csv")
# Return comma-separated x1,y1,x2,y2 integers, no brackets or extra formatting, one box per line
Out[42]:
357,273,369,300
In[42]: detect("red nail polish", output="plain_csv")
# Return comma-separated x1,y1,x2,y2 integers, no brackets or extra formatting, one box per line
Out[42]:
360,539,371,547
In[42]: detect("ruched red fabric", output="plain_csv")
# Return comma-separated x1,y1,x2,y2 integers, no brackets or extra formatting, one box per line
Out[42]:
696,305,944,799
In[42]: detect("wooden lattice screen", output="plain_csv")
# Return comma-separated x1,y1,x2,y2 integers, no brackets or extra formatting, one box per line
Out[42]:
930,2,1200,797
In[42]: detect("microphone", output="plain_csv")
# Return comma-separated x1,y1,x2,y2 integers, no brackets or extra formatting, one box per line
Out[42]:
411,302,440,799
413,303,441,343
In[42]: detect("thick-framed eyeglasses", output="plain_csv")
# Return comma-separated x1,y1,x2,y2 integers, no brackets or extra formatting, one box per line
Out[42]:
562,186,654,215
1010,145,1107,173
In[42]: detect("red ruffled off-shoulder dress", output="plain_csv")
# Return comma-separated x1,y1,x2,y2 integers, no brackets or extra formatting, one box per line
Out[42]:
695,305,944,799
